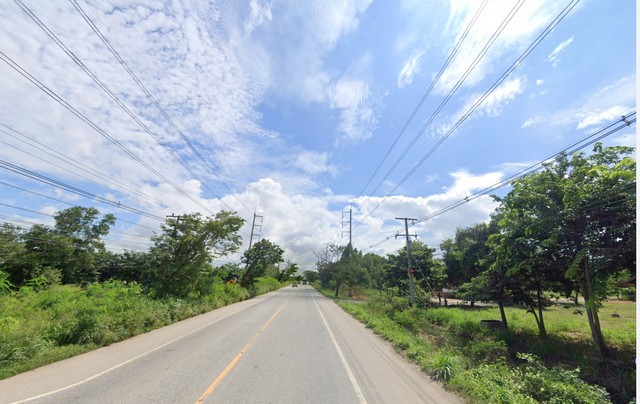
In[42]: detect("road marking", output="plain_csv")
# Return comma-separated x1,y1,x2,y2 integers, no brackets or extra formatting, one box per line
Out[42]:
10,295,276,404
312,292,367,404
195,299,288,403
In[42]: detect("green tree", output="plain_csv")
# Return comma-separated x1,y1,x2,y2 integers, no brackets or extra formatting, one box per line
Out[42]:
361,252,387,290
303,269,319,283
491,144,635,354
53,206,116,283
386,241,445,295
150,211,244,297
241,238,284,288
315,244,343,289
334,244,367,297
441,222,497,288
277,261,299,282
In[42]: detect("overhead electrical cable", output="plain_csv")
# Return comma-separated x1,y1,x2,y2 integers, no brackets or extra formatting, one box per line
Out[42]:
367,0,527,199
13,0,239,216
67,0,254,217
356,0,490,198
0,51,214,215
0,122,168,208
367,112,635,249
357,0,580,229
0,160,165,221
0,180,158,232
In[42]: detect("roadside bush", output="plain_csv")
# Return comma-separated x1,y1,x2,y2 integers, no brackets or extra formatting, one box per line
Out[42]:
253,276,281,296
426,350,463,382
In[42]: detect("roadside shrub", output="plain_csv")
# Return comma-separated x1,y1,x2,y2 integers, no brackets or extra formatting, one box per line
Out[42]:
466,339,508,363
253,276,281,296
426,350,463,382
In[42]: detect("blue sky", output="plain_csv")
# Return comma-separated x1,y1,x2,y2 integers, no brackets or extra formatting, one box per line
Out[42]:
0,0,636,270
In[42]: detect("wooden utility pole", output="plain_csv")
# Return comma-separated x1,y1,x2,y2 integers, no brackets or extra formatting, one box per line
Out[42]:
396,217,417,306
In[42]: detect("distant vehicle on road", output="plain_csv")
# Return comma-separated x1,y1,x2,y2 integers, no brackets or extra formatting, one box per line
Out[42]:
292,282,298,287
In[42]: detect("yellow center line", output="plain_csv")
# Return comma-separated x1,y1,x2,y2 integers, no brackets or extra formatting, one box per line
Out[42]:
195,299,289,403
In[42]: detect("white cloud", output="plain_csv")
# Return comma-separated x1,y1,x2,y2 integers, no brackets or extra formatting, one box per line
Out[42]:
331,77,377,143
351,168,502,255
536,79,544,86
397,51,424,88
611,133,636,147
547,36,574,67
519,76,635,131
438,77,524,135
244,0,273,36
576,105,630,130
434,0,564,95
294,151,339,177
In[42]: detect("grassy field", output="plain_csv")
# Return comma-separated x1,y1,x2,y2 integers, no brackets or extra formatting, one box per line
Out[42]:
319,287,635,403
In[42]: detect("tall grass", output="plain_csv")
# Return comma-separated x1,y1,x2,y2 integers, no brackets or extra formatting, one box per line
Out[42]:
0,279,276,379
338,297,634,403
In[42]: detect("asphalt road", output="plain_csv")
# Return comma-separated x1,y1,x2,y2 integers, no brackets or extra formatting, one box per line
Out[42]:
0,286,462,404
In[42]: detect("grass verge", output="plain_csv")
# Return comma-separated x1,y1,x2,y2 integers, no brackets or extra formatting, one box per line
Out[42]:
329,291,634,404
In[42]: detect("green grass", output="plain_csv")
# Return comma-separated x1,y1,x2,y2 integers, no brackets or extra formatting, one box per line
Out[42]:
336,295,635,404
0,279,281,380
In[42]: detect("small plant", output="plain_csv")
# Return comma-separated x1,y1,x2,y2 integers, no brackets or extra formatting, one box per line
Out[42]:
427,351,462,382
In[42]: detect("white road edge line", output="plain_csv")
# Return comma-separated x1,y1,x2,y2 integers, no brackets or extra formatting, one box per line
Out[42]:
311,292,367,404
12,294,275,404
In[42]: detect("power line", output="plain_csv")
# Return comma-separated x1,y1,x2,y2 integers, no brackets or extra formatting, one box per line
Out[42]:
357,0,580,228
0,160,166,221
0,51,215,216
14,0,240,216
366,0,527,199
0,122,168,208
367,112,635,249
0,180,158,232
356,0,490,198
67,0,254,217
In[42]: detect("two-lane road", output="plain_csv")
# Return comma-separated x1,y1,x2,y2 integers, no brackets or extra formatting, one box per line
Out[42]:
0,286,461,403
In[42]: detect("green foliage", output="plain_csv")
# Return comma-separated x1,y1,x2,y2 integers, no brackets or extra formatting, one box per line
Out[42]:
0,270,12,295
427,350,463,382
241,239,284,288
0,276,280,379
338,295,634,403
252,276,282,296
302,270,319,283
385,240,445,292
149,211,244,297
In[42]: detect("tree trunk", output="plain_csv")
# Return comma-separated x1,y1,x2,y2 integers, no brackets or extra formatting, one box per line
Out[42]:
580,259,608,358
334,280,342,297
536,284,547,337
498,300,508,330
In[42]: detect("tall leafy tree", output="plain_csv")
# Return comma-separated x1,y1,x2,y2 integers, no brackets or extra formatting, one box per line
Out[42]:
386,240,445,294
314,244,343,289
441,222,497,288
491,144,635,354
334,244,367,297
150,211,244,297
53,206,116,283
241,238,284,287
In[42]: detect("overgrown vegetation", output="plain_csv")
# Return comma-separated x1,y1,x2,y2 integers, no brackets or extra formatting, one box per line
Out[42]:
0,207,295,378
330,294,634,403
311,144,635,402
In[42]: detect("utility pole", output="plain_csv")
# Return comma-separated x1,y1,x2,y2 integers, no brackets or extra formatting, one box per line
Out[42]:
248,212,263,249
342,207,352,246
396,217,417,307
166,213,183,237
